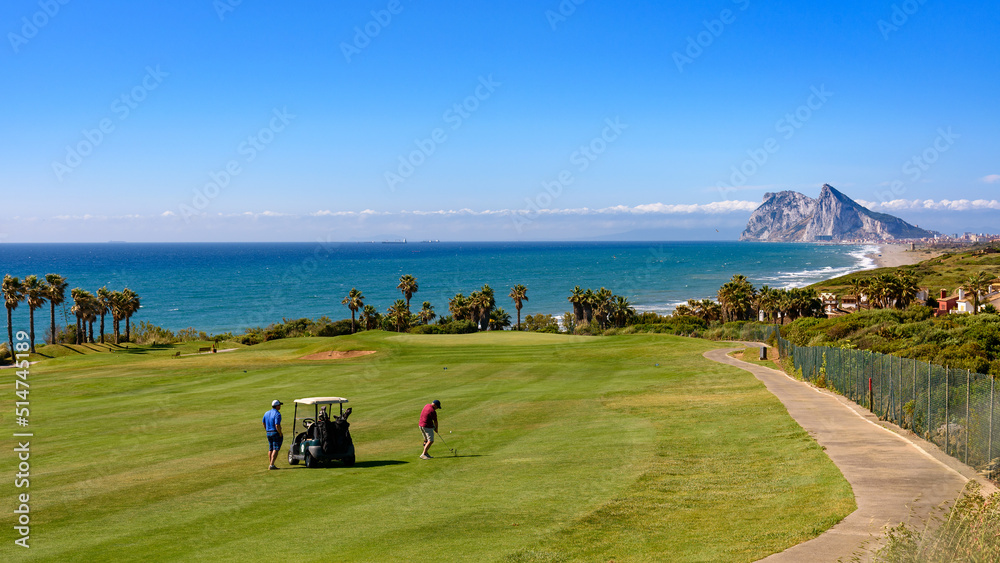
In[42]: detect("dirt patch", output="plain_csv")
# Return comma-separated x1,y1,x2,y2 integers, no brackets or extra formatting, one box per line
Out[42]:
300,350,376,360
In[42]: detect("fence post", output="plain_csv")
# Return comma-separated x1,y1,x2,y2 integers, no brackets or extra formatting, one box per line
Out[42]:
966,369,971,465
946,366,950,456
899,356,904,426
928,362,932,440
912,359,916,432
990,374,994,464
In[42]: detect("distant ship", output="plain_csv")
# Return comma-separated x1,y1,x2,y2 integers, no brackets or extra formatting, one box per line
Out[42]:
382,239,406,244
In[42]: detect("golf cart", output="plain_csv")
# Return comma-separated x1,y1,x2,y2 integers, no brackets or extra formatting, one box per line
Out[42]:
287,397,356,468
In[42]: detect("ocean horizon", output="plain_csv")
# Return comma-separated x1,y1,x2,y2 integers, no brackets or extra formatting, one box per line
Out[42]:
0,241,876,335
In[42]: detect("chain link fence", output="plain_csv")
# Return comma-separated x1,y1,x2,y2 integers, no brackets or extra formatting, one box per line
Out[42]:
765,329,998,473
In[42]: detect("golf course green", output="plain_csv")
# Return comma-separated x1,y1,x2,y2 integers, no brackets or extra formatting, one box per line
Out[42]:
2,332,854,562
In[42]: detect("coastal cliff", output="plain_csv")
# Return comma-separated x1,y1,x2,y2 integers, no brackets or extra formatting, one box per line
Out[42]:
740,184,937,242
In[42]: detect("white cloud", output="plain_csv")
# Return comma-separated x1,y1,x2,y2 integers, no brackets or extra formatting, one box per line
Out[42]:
981,174,1000,184
858,199,1000,212
302,201,760,218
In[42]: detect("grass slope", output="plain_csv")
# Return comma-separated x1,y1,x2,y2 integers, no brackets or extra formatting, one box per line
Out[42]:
811,246,1000,296
1,332,853,562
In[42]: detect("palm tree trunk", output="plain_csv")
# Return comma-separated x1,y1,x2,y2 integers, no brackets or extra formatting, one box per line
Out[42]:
28,308,36,353
125,315,131,342
6,308,14,362
351,311,356,334
75,315,82,344
516,307,521,331
88,320,94,343
49,302,57,344
100,314,106,343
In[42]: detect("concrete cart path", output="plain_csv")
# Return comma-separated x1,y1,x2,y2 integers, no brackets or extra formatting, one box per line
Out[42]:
704,347,989,563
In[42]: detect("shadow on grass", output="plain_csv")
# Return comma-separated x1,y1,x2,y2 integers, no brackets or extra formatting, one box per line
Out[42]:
351,460,410,468
284,459,410,469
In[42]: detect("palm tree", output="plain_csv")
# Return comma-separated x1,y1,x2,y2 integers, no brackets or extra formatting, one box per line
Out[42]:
448,293,469,322
386,299,409,332
478,284,495,330
110,290,126,344
418,301,436,325
568,286,585,323
96,286,112,344
2,275,25,360
341,288,365,333
582,289,596,324
489,307,512,331
717,282,737,322
509,284,528,330
895,272,919,309
598,288,615,327
22,275,47,353
848,277,869,310
397,275,418,311
467,291,483,325
685,299,722,322
611,296,635,327
964,271,995,314
122,288,140,342
717,275,757,322
755,285,778,323
70,288,88,344
360,304,380,330
83,293,99,344
44,274,69,344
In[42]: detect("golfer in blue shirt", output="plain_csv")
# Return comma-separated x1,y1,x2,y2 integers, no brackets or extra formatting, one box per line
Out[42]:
262,400,283,470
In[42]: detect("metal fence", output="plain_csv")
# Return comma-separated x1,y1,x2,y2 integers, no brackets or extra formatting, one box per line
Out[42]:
770,330,998,471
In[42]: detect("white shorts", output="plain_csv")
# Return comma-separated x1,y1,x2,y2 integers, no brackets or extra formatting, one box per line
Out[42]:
419,426,435,442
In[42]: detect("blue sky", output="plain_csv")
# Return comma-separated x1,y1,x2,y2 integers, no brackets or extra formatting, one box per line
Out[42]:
2,0,998,241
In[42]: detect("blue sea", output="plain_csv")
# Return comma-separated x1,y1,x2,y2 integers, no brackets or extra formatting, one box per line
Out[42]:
0,242,876,335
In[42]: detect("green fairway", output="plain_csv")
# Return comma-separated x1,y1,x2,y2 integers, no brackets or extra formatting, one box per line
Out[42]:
2,332,854,562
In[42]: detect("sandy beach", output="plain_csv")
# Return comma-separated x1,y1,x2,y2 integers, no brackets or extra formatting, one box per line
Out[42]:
869,243,938,268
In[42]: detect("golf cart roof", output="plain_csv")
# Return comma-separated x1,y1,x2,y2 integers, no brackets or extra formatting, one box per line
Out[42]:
294,397,349,405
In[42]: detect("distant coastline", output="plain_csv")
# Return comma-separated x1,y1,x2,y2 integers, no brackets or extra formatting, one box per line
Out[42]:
868,243,942,269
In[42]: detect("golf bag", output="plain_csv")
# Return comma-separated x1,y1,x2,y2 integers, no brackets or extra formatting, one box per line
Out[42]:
316,408,352,454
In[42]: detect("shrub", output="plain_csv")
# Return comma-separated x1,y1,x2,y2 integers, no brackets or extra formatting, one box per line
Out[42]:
524,314,560,333
176,327,209,342
133,321,176,345
409,320,478,335
316,319,354,337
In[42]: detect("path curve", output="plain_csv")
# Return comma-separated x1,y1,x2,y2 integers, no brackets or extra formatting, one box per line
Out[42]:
705,346,991,562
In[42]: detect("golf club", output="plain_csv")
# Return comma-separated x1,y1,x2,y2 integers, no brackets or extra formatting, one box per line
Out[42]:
436,430,457,457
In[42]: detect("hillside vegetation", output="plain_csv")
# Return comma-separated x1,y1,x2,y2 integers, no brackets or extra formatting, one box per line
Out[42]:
812,244,1000,296
779,307,1000,375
